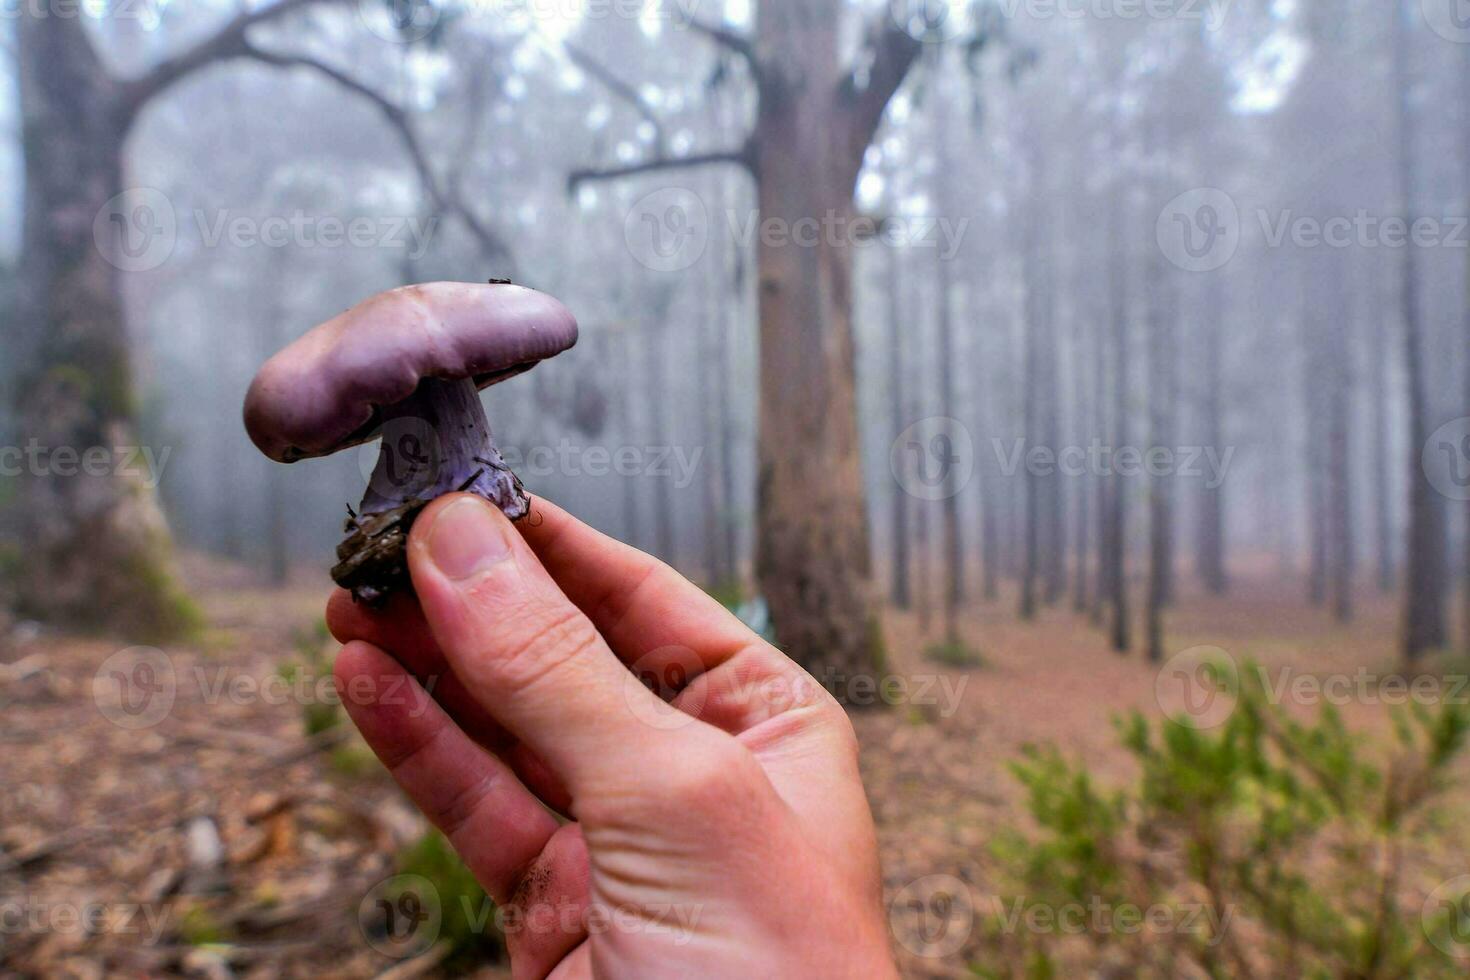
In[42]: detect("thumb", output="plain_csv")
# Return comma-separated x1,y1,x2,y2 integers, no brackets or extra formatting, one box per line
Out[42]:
406,494,676,797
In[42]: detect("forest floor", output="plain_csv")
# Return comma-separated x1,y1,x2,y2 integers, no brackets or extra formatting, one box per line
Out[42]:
2,553,1467,979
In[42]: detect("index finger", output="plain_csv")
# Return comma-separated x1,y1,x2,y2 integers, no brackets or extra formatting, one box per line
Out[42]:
519,497,764,678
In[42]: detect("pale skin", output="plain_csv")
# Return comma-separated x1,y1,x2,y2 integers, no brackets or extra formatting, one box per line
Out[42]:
327,492,899,979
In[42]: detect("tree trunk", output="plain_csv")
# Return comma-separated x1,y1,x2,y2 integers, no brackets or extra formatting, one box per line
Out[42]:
1019,231,1041,623
642,287,677,565
1327,256,1355,623
1145,251,1171,664
1300,259,1329,609
1365,259,1395,593
934,218,963,644
1107,188,1131,654
752,3,884,681
1395,7,1447,663
13,13,193,641
886,243,912,609
1463,36,1470,655
1072,297,1091,615
1197,276,1228,595
616,329,643,552
696,200,723,587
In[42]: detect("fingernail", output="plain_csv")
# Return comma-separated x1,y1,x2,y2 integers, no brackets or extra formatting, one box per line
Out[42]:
425,497,513,581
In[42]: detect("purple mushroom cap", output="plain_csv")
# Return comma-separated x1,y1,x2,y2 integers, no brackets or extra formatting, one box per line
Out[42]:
244,281,579,464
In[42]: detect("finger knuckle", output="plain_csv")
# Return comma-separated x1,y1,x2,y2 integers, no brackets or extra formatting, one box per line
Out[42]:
490,602,603,695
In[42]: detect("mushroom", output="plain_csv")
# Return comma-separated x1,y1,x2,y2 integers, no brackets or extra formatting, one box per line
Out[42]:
243,281,578,605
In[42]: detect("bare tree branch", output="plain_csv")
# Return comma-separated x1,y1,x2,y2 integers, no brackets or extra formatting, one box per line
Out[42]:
837,17,923,166
567,146,754,194
679,16,758,71
237,42,515,270
561,40,666,155
120,0,339,118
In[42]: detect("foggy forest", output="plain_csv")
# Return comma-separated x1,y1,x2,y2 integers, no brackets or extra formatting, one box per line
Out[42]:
4,0,1470,976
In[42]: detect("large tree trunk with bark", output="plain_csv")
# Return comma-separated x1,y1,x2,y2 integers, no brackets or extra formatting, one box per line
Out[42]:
13,13,194,640
752,2,899,682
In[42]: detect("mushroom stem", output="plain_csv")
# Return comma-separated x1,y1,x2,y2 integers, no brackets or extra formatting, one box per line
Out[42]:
360,376,530,521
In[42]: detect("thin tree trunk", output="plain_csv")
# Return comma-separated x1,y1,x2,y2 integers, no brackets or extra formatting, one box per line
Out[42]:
1463,36,1470,654
697,193,723,587
1328,255,1355,623
935,226,963,644
1145,251,1171,664
1395,6,1447,663
1365,258,1395,593
1020,237,1041,622
1197,275,1228,594
617,327,643,551
645,301,675,565
887,243,912,609
1108,187,1131,653
1072,296,1091,614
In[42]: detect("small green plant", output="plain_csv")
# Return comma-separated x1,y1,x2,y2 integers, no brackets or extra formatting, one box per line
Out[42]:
704,580,746,611
396,830,503,971
280,620,340,737
983,661,1470,978
925,639,985,669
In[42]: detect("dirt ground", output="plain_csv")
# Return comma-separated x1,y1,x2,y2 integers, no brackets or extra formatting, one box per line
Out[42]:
1,553,1463,978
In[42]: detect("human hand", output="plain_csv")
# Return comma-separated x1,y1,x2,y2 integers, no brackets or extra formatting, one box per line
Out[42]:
328,493,897,979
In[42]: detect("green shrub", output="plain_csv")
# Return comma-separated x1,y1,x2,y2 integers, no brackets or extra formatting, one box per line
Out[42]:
984,660,1470,978
925,639,985,669
396,830,503,971
280,620,341,737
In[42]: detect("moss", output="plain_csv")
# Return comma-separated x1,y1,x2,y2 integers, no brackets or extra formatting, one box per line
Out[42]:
116,545,204,645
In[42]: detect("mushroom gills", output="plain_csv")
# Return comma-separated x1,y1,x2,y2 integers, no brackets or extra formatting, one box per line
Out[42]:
333,376,530,605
